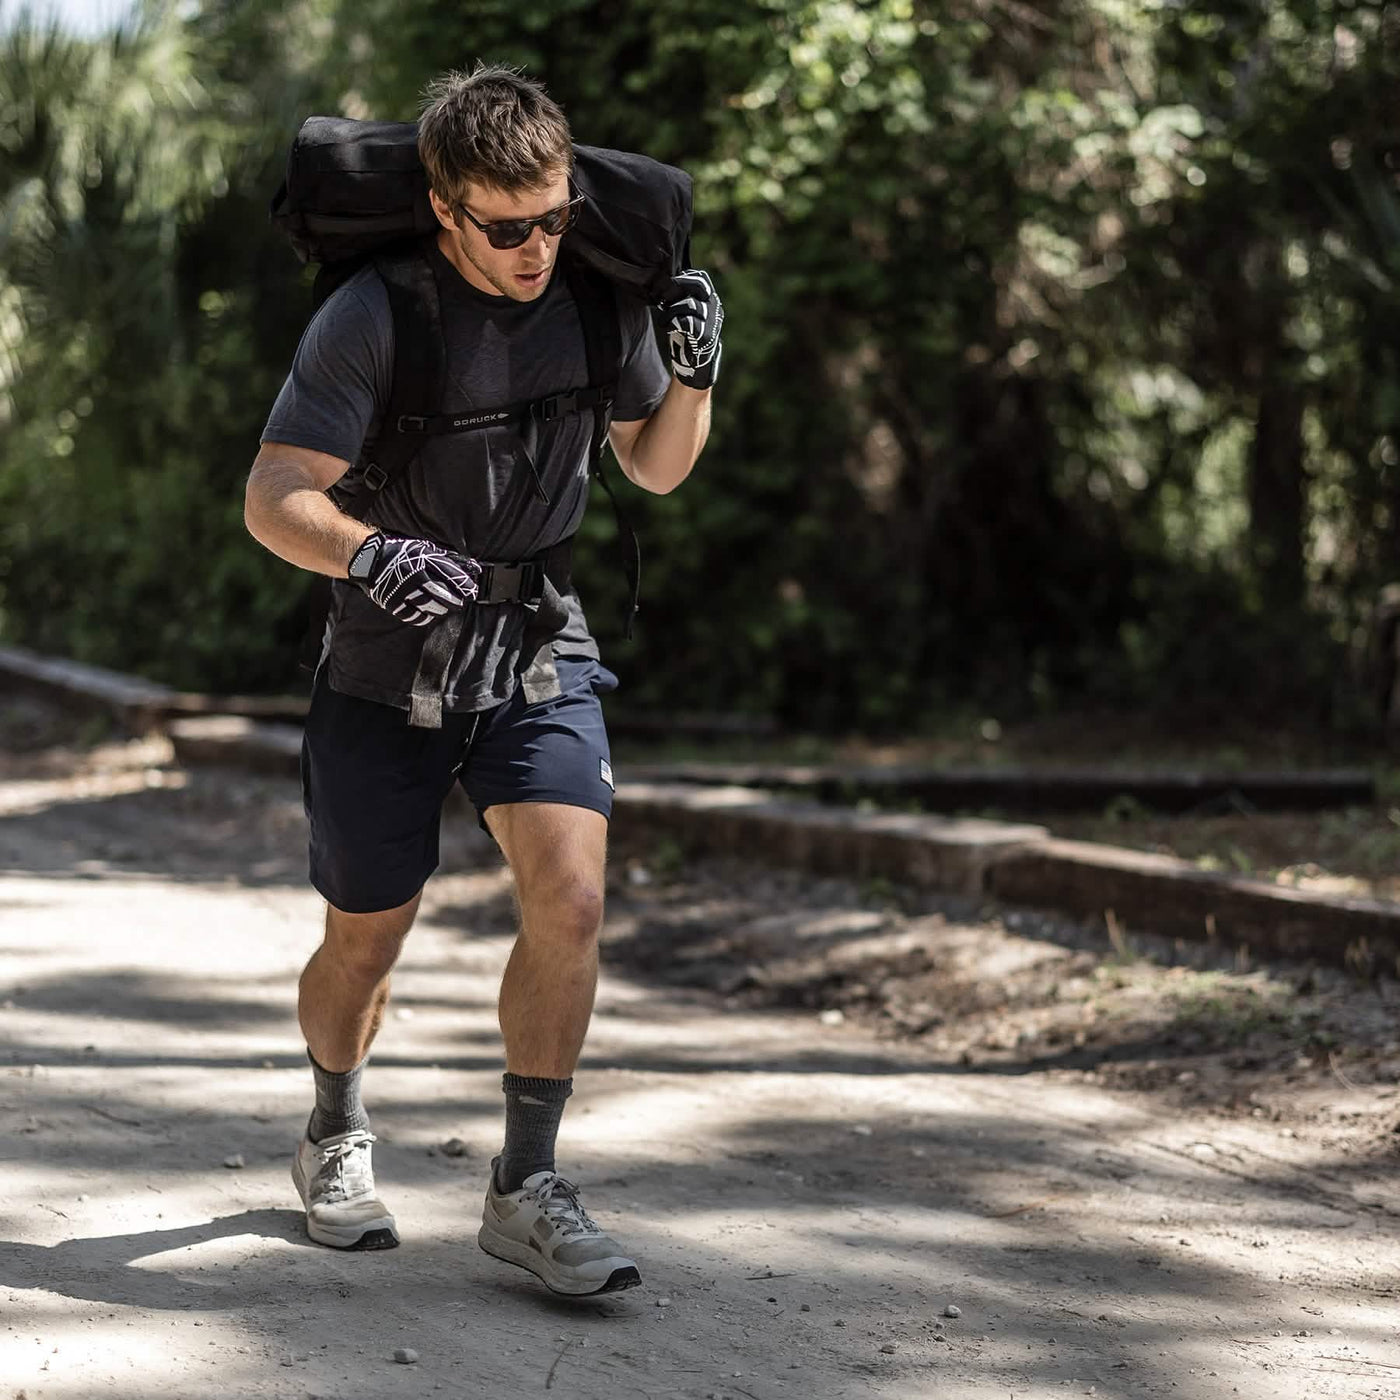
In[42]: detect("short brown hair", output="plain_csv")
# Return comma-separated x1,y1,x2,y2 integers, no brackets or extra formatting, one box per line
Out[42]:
418,64,573,207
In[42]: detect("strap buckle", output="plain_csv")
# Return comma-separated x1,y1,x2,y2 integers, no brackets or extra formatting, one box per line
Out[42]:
532,392,575,424
362,462,388,493
396,413,429,433
476,560,545,606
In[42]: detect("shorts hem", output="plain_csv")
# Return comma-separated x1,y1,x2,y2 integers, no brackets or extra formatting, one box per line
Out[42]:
472,791,613,825
310,870,433,916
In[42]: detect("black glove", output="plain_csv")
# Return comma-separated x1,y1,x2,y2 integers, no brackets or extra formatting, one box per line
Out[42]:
662,268,723,391
347,532,481,627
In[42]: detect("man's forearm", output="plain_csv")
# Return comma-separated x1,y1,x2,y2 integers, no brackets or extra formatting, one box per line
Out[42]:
626,380,712,494
244,458,373,577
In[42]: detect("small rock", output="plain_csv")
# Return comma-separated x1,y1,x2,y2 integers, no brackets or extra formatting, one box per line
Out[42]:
852,1124,873,1136
393,1347,419,1364
223,1153,245,1169
800,1303,811,1312
833,1318,846,1327
1328,1328,1340,1336
944,1304,961,1318
655,1296,672,1307
880,1342,898,1353
440,1138,470,1157
818,1008,845,1027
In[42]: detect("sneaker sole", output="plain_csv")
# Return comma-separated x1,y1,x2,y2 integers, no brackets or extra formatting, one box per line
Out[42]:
477,1224,641,1296
292,1158,400,1251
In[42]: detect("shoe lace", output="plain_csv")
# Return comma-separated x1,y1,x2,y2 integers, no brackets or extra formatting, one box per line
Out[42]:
524,1174,601,1239
313,1133,376,1203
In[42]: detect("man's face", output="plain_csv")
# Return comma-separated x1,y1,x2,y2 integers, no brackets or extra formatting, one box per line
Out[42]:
432,171,573,303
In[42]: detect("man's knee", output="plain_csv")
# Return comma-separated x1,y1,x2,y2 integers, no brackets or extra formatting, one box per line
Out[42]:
520,873,605,951
321,897,419,981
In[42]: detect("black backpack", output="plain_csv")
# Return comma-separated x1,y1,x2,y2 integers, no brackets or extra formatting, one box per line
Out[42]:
270,117,693,721
272,117,693,304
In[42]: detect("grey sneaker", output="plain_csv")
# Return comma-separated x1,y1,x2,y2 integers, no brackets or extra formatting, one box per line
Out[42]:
478,1156,640,1296
291,1129,399,1250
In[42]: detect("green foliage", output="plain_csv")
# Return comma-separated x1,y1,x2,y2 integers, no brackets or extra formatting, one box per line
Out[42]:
2,0,1399,728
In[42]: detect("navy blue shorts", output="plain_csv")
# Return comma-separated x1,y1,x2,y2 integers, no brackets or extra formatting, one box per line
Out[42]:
300,657,618,914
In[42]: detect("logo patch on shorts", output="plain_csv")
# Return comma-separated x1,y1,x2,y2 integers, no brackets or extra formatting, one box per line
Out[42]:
599,758,614,791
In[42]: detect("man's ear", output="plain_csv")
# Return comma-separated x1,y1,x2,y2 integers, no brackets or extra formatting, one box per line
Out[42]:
428,188,458,233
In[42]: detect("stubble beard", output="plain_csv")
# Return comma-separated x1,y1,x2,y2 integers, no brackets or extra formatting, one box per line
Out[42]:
455,229,554,303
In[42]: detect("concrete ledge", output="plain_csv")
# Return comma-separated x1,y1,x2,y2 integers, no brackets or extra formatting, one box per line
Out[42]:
0,644,176,734
625,761,1375,813
987,839,1400,970
612,782,1048,896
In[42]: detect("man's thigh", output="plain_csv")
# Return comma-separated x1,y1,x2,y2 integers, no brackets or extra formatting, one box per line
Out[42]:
486,801,609,910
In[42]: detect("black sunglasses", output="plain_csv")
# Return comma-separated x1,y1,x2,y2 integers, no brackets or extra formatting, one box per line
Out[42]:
455,186,585,250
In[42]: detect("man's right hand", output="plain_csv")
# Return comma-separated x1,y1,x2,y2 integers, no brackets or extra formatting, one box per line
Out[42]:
347,533,482,627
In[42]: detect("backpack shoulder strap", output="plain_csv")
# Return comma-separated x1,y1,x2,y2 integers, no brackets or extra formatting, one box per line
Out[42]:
298,240,445,672
561,249,641,638
334,239,446,521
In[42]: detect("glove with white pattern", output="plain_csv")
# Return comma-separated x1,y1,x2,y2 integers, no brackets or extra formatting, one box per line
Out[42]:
347,532,481,627
661,268,723,391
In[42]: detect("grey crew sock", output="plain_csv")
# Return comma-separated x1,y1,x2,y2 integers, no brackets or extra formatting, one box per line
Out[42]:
306,1050,371,1143
496,1073,573,1193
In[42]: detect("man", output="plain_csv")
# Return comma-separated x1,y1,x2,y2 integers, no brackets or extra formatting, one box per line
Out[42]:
244,63,721,1297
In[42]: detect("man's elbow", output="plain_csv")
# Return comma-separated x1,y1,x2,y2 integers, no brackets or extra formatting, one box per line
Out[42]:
243,462,287,548
243,469,268,542
632,463,692,496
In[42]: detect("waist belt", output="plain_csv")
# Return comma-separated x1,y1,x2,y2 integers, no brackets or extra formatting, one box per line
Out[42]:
408,538,574,729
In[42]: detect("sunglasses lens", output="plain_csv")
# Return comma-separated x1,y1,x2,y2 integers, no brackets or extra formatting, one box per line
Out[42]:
487,222,531,250
540,203,577,237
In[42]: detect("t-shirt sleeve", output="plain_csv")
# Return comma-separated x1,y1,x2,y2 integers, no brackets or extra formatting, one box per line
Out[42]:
260,275,393,463
610,299,672,423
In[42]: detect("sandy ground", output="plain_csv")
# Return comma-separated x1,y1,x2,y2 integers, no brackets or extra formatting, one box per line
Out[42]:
1,706,1398,1400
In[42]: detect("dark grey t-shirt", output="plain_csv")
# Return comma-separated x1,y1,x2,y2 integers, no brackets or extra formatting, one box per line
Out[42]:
261,238,670,713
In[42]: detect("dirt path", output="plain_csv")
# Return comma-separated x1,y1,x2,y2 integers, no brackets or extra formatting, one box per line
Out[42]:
1,712,1397,1399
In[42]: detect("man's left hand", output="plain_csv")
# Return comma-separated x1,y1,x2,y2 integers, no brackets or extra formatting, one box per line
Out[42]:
662,269,723,391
